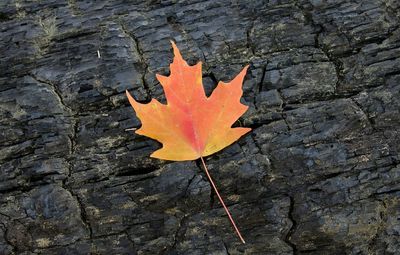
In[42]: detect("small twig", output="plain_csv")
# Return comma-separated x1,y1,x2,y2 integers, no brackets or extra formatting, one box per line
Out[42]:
97,50,101,58
125,128,137,131
200,156,246,244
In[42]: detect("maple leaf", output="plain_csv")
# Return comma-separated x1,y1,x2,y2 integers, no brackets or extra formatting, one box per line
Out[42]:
126,41,250,243
126,42,251,161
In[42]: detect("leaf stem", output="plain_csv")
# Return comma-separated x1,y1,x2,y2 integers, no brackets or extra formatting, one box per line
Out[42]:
200,156,246,244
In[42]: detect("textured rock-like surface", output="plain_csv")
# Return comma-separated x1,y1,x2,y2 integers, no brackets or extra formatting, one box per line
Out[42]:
1,0,399,254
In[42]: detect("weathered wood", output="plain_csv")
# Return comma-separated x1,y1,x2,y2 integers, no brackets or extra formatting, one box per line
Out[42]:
0,0,399,254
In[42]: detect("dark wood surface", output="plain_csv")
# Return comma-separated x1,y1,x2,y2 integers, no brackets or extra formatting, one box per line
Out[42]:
0,0,399,254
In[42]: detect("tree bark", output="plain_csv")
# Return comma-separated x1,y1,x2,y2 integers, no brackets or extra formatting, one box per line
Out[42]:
0,0,399,254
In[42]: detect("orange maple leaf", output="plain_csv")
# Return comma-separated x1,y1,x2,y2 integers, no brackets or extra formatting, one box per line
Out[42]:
126,41,251,243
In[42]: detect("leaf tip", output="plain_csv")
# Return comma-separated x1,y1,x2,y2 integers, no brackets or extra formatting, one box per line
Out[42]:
170,40,183,62
125,89,132,100
242,64,250,73
126,89,139,109
149,150,165,160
